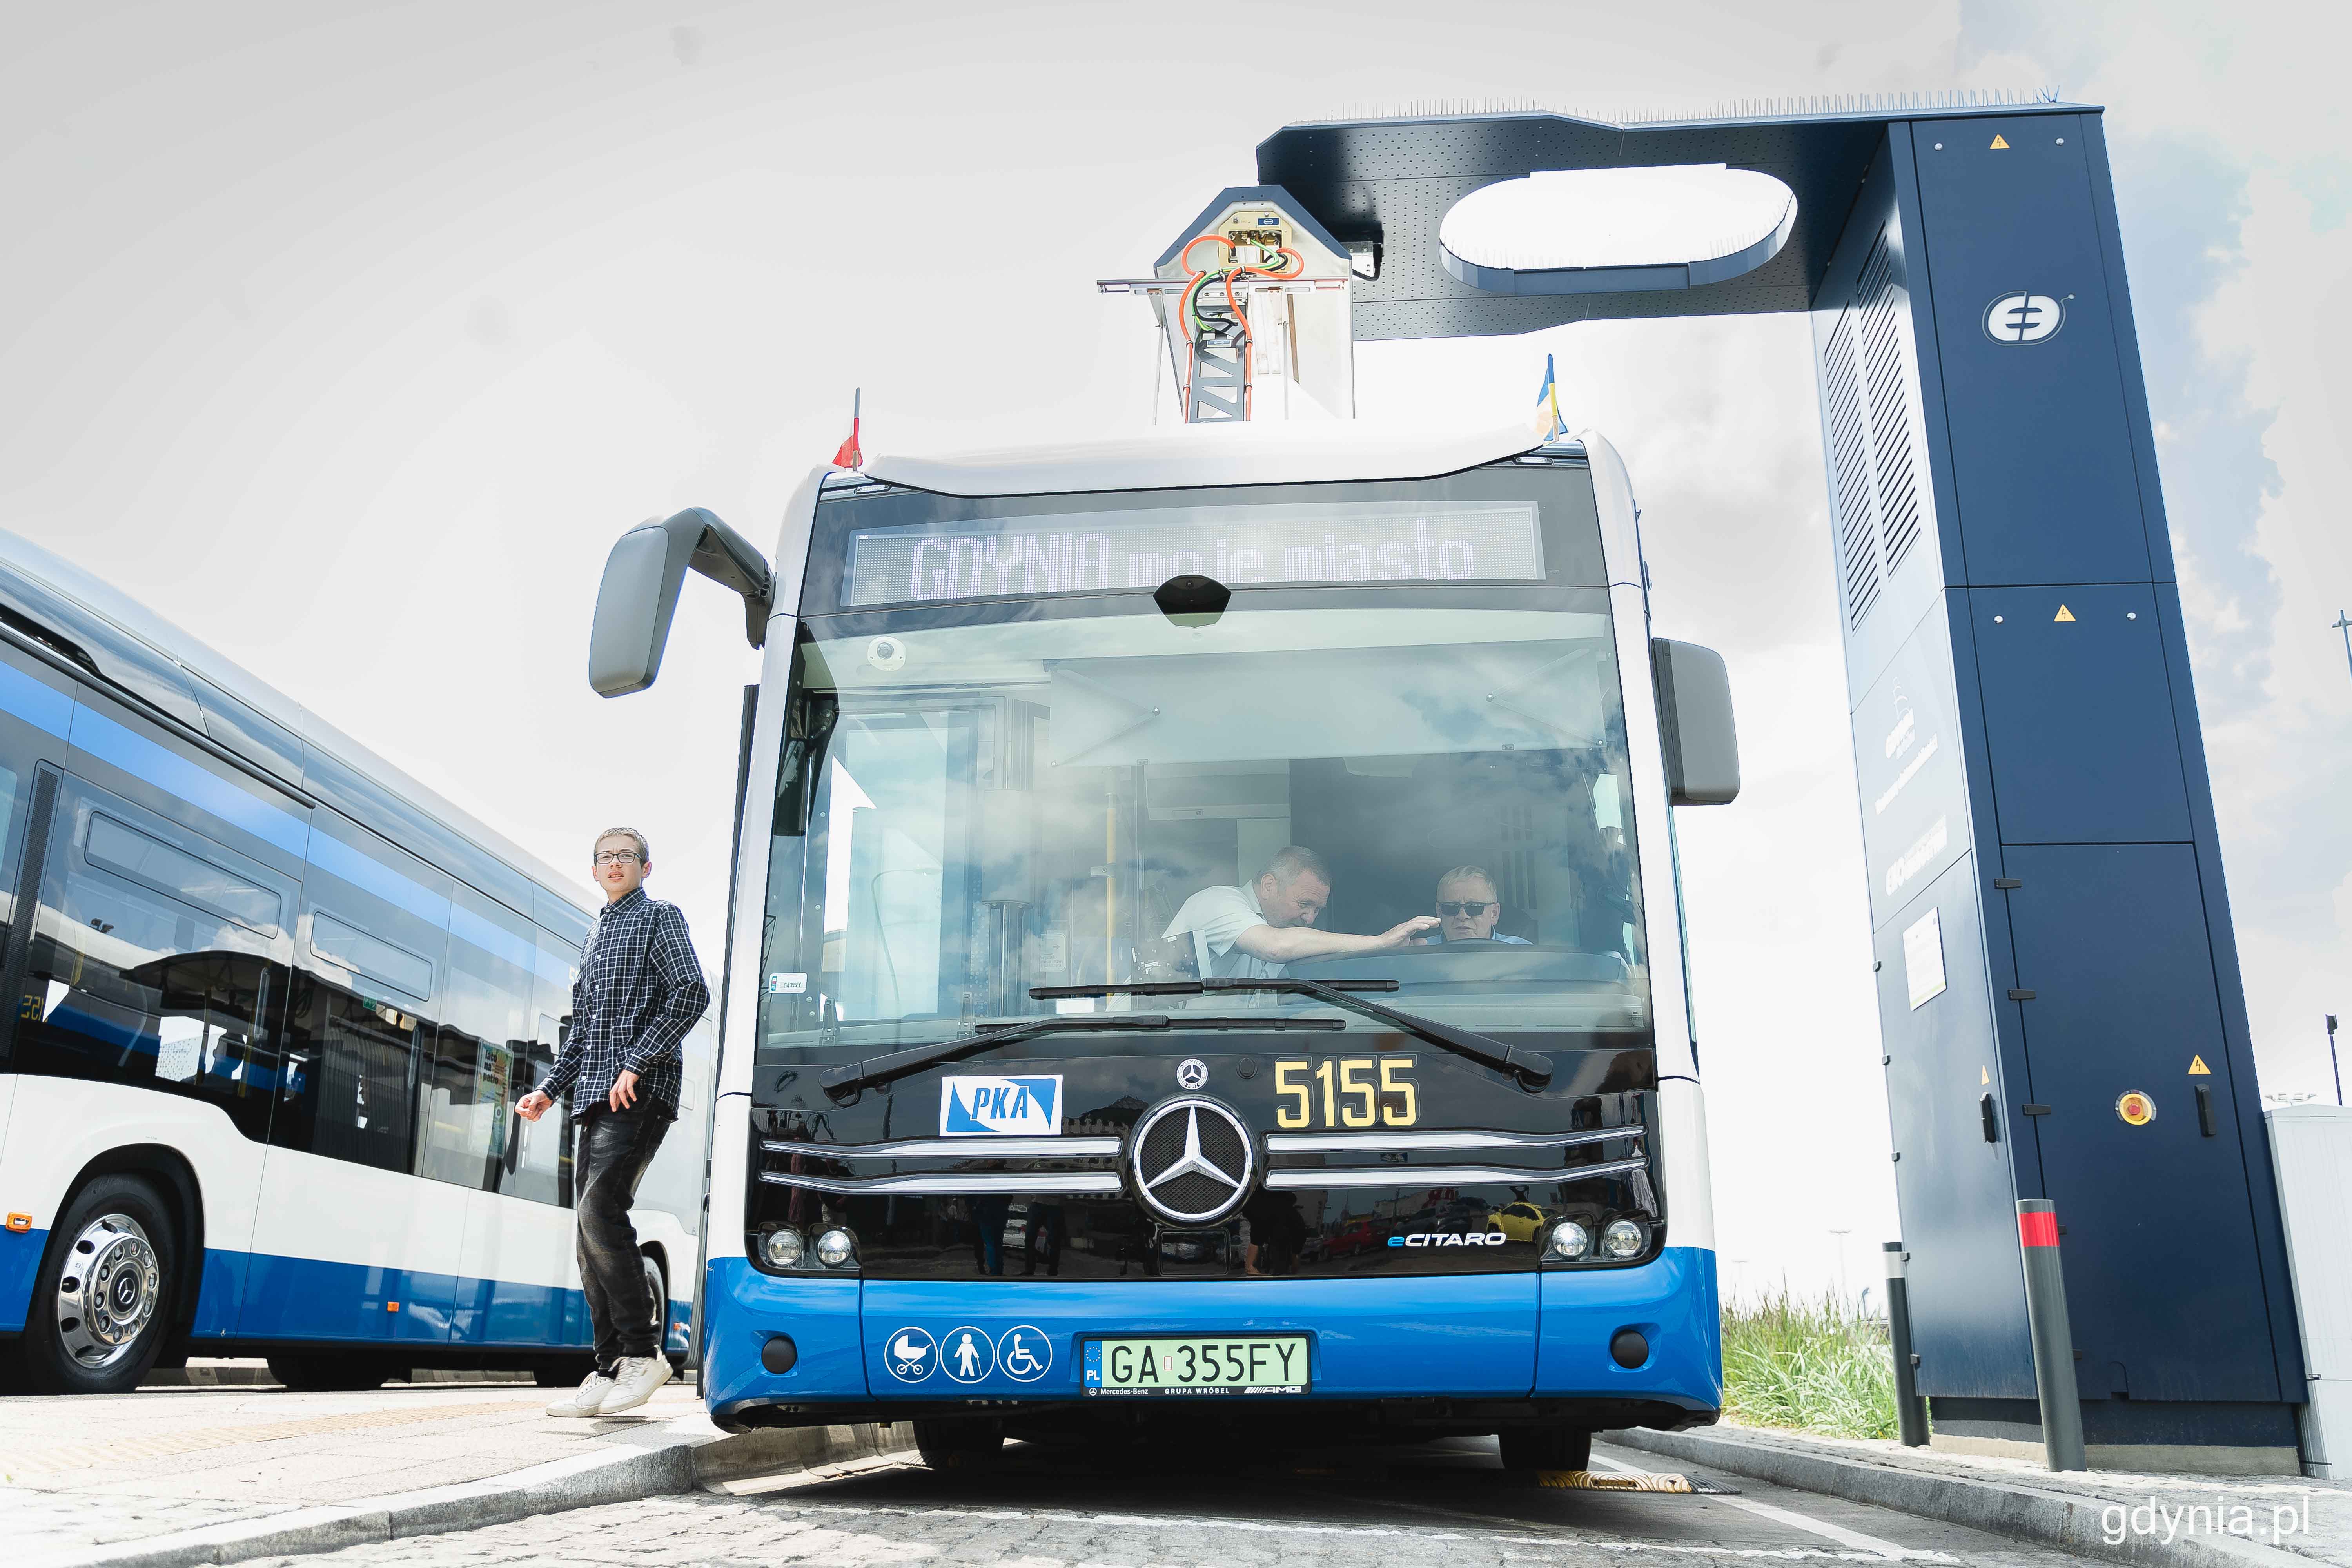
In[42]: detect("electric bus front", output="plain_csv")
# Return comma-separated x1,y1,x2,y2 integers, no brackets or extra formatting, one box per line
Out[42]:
675,423,1730,1468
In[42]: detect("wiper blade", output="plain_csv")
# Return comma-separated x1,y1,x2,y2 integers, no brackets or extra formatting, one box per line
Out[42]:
817,1012,1349,1103
821,1013,1167,1103
1031,979,1554,1090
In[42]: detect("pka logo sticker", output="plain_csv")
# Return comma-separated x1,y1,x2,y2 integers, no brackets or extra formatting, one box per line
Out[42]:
940,1074,1062,1136
1982,292,2071,344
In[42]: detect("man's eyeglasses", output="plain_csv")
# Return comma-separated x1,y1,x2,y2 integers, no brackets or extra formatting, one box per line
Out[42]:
1436,900,1496,918
595,850,643,866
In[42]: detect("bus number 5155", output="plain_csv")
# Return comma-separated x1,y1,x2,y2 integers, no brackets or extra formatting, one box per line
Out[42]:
1272,1057,1417,1129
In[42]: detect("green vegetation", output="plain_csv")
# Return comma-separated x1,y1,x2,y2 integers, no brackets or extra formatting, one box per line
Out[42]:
1720,1288,1902,1440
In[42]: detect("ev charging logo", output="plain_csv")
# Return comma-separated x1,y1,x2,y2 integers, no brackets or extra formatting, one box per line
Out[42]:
1982,292,2070,344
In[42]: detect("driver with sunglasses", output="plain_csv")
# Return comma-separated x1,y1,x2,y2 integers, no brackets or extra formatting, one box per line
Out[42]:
1422,865,1530,945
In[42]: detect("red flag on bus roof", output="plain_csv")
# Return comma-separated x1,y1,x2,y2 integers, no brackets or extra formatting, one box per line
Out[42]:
831,388,862,469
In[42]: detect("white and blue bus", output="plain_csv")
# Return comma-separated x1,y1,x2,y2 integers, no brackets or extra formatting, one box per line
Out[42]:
592,421,1738,1468
0,532,707,1394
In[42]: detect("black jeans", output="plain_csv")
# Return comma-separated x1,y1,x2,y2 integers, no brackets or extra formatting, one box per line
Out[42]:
575,1108,670,1371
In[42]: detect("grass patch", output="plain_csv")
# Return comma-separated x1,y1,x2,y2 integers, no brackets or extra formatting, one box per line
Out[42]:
1720,1287,1901,1439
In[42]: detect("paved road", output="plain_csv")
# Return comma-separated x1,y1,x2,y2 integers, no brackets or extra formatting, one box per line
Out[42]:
244,1433,2086,1566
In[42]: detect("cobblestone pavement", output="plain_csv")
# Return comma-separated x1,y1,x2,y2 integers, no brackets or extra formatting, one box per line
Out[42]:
243,1436,2091,1566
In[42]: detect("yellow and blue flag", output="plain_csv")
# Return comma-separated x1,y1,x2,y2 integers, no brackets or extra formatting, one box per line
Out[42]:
1530,353,1568,441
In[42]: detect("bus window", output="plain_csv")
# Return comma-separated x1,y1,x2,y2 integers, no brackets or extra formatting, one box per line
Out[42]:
274,965,426,1173
762,600,1648,1051
12,775,289,1142
416,1029,512,1189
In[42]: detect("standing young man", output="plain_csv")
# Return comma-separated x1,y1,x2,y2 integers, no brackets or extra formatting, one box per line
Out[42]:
519,828,710,1417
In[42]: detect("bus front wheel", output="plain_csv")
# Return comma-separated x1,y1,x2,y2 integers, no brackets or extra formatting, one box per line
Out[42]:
1497,1423,1593,1472
20,1174,178,1396
913,1417,1005,1470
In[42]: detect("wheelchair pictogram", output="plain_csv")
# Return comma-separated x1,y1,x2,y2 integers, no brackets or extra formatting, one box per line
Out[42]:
996,1324,1053,1382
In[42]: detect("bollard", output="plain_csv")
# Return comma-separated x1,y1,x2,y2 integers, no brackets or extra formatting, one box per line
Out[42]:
1882,1242,1930,1447
2016,1200,2088,1471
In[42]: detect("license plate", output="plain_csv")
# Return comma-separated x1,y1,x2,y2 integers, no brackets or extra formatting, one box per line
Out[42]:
1083,1335,1310,1396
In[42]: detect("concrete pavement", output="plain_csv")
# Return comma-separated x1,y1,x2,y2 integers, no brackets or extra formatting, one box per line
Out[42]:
3,1375,901,1567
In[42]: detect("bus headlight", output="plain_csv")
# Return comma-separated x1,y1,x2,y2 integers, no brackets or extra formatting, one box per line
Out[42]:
1601,1219,1647,1260
762,1227,805,1269
815,1228,857,1268
1546,1221,1590,1260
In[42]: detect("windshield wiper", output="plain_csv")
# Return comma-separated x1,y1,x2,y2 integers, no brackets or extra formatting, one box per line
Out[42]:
1031,978,1555,1090
818,1011,1347,1103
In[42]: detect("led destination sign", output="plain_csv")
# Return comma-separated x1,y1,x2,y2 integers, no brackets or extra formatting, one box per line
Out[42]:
842,501,1544,608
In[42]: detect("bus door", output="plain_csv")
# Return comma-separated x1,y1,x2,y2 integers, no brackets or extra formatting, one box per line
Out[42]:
246,811,463,1347
434,887,570,1348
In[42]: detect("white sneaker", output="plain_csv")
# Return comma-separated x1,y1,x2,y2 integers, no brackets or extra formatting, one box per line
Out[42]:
546,1368,615,1418
595,1354,673,1416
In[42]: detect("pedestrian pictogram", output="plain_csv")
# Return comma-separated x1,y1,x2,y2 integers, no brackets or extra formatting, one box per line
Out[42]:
2054,605,2076,622
942,1325,994,1383
1990,134,2010,149
2189,1055,2211,1075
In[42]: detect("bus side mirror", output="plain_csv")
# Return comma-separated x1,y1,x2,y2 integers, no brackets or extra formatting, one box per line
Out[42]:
1652,638,1739,805
588,508,775,697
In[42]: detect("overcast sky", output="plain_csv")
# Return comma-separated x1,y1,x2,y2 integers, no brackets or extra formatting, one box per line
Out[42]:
5,1,2342,1299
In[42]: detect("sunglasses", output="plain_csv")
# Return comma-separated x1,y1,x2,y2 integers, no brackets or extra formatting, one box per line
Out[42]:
1436,900,1496,918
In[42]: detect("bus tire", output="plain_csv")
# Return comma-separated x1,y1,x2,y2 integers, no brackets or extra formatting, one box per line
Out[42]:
22,1174,178,1396
267,1353,398,1391
913,1417,1005,1470
1497,1423,1593,1472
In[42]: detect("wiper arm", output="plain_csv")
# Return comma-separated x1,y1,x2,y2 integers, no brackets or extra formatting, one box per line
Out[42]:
1031,979,1554,1091
817,1011,1349,1103
821,1013,1167,1103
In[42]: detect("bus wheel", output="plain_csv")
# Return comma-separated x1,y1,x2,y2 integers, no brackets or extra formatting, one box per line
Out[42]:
23,1175,177,1395
1497,1423,1593,1472
267,1353,397,1391
913,1417,1005,1470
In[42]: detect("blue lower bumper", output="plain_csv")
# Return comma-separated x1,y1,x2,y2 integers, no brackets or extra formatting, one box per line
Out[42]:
705,1245,1720,1423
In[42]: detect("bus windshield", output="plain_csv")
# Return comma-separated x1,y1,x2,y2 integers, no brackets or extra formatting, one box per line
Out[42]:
756,591,1651,1062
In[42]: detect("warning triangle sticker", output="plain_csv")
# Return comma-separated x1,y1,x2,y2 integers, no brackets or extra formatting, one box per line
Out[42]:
1980,1066,1991,1086
1990,134,2011,149
2054,605,2076,622
2189,1055,2212,1075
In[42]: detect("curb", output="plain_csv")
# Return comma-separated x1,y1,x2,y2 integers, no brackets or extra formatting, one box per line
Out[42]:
27,1419,909,1568
1603,1426,2298,1568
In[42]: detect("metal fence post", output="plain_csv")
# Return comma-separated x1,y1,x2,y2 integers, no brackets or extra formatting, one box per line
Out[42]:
1882,1241,1930,1447
2016,1200,2088,1471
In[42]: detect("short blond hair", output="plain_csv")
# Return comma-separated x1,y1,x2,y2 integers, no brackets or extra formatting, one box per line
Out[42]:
593,826,650,863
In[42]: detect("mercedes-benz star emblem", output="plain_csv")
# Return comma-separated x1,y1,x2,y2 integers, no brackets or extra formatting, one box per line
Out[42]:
1176,1057,1208,1090
1127,1096,1256,1225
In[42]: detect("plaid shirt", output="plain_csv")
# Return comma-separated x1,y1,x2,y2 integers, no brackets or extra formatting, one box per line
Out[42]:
535,887,710,1121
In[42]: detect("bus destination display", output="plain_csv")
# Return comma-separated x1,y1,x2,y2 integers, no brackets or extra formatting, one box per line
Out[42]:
843,501,1544,607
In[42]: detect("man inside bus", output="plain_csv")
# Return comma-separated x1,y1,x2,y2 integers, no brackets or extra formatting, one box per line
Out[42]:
1419,864,1532,946
1163,844,1438,981
517,827,710,1419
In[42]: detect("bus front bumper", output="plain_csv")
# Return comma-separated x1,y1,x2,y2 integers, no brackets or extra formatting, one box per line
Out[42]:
702,1246,1720,1432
